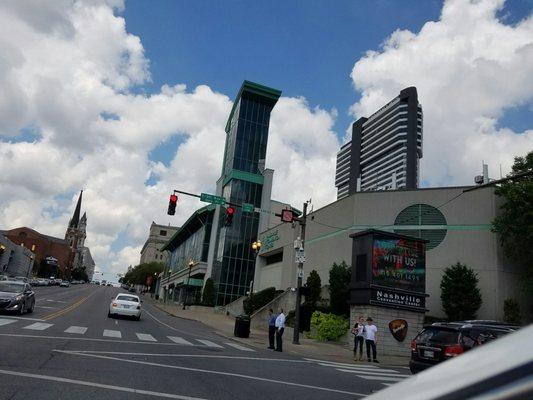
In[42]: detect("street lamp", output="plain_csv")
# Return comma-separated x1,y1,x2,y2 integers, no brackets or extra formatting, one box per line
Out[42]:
250,241,262,296
183,260,195,310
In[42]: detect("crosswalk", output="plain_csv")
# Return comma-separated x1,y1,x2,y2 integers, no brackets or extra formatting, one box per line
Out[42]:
305,358,411,386
0,317,255,352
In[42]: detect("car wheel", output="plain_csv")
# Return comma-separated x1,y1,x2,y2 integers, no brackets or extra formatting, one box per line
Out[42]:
19,302,25,315
107,311,112,318
136,315,141,321
27,301,34,314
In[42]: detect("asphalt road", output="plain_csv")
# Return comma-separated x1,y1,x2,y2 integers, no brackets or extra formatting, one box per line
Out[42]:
0,284,409,399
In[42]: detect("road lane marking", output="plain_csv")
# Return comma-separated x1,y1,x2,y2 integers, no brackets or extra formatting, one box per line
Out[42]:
167,337,193,346
307,359,380,368
56,350,367,397
196,339,223,348
355,375,404,382
46,299,67,303
318,362,380,369
64,326,88,334
23,322,53,331
142,307,200,336
103,329,121,338
42,290,97,321
57,351,312,363
337,368,410,377
36,306,57,309
0,316,44,322
136,333,157,342
224,343,254,352
0,368,207,400
0,319,17,327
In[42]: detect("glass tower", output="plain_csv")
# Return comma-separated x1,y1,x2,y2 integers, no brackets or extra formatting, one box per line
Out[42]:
212,81,281,305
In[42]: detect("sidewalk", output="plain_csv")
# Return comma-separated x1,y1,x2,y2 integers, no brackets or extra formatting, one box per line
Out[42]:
149,299,409,367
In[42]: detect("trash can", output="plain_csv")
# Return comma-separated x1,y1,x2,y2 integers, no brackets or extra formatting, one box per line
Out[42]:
234,314,251,338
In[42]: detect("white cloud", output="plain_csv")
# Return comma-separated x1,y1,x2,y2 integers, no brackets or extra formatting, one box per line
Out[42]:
350,0,533,185
0,0,338,279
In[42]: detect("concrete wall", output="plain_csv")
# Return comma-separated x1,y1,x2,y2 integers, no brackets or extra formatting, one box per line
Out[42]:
250,289,297,329
254,186,531,322
222,295,246,317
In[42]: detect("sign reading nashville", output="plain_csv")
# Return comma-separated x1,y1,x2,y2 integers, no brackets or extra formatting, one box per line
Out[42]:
371,287,425,309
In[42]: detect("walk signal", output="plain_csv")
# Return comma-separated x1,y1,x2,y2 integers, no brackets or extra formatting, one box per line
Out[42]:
225,206,235,226
167,194,177,215
280,209,295,223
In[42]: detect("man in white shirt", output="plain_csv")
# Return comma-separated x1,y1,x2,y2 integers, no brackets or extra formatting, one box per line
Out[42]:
365,317,379,363
274,308,286,352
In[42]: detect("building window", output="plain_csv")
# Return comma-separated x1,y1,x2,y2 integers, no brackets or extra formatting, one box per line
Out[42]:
19,232,27,238
31,244,36,251
160,230,167,236
394,204,447,250
264,251,283,265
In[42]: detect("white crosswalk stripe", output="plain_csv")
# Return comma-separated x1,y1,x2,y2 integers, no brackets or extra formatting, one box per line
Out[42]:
167,336,193,346
310,358,410,386
64,326,88,334
196,339,223,348
23,322,53,331
103,329,121,338
0,319,17,327
136,333,156,342
224,342,255,352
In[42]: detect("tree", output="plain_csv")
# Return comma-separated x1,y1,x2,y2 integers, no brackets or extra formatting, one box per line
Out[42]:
440,262,482,320
122,262,165,291
492,151,533,293
71,267,88,282
304,269,322,309
329,261,351,316
202,278,215,306
503,298,521,325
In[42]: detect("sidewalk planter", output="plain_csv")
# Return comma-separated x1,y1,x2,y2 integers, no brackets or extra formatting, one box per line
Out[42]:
309,311,349,341
234,314,251,338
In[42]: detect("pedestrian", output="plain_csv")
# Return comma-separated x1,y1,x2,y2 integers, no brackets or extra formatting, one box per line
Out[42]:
267,308,277,350
275,308,285,352
351,315,365,361
365,317,379,363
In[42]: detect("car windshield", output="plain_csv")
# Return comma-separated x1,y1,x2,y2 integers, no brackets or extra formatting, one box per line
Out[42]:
116,295,138,302
0,282,25,293
417,328,459,344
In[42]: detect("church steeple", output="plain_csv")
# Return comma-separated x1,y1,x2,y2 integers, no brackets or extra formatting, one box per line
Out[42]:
69,190,83,228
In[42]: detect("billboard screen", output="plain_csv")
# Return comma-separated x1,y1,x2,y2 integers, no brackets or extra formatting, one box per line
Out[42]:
371,238,426,293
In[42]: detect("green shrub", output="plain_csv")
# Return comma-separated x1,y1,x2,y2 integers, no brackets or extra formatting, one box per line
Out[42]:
329,261,351,316
304,270,322,308
503,298,521,325
310,311,349,341
440,262,482,320
243,287,277,315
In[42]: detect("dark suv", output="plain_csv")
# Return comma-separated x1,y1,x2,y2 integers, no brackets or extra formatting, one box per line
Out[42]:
409,321,518,374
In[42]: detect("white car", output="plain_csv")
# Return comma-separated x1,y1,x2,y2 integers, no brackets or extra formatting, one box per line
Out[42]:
108,293,141,320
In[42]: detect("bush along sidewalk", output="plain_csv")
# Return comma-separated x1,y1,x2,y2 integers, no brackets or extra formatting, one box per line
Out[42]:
307,311,349,341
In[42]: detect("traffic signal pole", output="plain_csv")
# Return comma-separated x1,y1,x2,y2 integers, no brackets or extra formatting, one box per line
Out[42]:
293,201,308,345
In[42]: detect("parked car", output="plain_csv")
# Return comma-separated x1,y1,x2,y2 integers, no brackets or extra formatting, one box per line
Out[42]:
108,293,141,320
14,276,28,283
366,324,533,400
59,281,70,287
409,320,518,373
128,287,135,293
0,281,35,314
0,275,8,281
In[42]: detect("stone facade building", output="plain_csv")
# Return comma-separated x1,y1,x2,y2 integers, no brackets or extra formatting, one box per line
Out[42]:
140,222,179,265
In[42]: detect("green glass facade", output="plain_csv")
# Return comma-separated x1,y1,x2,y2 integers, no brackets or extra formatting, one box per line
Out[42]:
213,81,281,305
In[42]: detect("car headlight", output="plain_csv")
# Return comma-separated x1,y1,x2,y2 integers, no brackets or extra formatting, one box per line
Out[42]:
15,295,24,302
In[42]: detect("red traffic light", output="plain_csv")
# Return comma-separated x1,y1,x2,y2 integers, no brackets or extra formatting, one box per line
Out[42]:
281,209,294,223
226,206,235,215
224,206,235,226
167,194,178,215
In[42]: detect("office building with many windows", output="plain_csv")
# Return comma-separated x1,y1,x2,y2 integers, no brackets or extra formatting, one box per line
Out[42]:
335,87,423,199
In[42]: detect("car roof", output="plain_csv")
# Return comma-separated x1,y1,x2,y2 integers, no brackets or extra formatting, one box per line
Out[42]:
116,293,139,299
424,320,519,331
365,324,532,400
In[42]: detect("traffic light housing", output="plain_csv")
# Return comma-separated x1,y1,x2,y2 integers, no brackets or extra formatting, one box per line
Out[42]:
280,209,295,223
167,194,177,215
225,206,235,226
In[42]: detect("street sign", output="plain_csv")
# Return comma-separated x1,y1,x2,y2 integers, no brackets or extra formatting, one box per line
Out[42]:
242,203,254,213
200,193,226,205
295,249,306,263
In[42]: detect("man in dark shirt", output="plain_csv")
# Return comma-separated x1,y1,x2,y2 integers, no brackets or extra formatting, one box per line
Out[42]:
267,308,277,349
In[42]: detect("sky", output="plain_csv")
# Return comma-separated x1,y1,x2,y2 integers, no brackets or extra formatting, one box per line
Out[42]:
0,0,531,282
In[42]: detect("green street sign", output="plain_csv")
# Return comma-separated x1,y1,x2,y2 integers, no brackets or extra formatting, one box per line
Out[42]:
200,193,226,205
242,203,254,213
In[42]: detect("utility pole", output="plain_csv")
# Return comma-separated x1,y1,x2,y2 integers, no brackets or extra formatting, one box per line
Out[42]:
293,201,308,345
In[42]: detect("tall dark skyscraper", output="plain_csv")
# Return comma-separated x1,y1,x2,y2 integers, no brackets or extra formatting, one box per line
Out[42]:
210,81,281,305
335,87,423,199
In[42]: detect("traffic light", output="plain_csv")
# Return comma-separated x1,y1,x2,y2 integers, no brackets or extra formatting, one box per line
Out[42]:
225,206,235,226
280,209,295,223
167,194,177,215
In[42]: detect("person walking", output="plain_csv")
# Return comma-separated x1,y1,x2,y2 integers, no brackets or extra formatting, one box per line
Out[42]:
267,308,277,350
365,317,379,363
351,315,365,361
275,308,285,352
